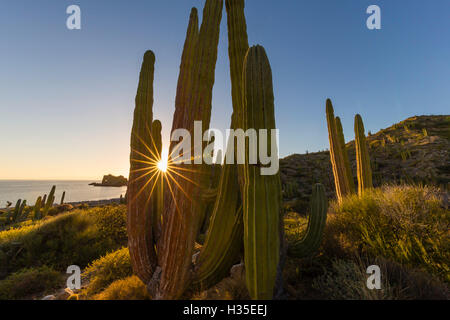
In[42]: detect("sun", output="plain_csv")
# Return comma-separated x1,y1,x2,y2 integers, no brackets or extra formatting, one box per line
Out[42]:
157,149,169,173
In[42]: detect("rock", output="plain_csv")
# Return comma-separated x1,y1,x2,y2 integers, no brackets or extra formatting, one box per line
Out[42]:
230,263,245,281
42,295,56,300
90,174,128,187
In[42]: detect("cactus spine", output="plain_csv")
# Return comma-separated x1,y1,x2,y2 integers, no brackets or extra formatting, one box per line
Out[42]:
326,99,353,202
289,184,328,257
240,45,281,300
354,114,373,194
193,0,249,291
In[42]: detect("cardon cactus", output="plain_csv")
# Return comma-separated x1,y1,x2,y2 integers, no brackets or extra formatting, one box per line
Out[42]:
354,114,373,194
289,184,328,257
326,100,354,202
126,0,327,301
127,50,158,285
239,45,281,300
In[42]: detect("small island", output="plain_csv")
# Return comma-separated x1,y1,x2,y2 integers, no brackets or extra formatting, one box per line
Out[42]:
89,174,128,187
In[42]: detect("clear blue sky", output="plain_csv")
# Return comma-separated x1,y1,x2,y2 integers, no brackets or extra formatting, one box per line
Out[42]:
1,0,449,179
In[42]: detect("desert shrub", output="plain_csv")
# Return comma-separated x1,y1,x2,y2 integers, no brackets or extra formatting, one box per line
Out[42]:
93,276,150,300
0,206,128,279
90,205,127,244
324,185,449,281
312,259,394,300
312,257,449,300
82,247,132,297
0,266,63,300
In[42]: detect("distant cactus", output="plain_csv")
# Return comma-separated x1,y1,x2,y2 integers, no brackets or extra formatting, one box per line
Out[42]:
326,99,354,202
43,185,56,217
354,114,373,194
12,199,21,222
60,191,66,205
34,196,42,220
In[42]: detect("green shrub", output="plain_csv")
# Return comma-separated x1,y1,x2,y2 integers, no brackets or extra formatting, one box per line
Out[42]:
82,247,132,297
324,185,449,281
0,206,127,279
93,276,150,300
0,266,63,300
90,205,128,244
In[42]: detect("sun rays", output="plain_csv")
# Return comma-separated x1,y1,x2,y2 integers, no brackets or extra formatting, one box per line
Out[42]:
128,128,205,212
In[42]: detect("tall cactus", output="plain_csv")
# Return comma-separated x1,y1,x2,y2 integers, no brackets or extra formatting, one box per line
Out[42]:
326,100,353,202
354,114,373,194
240,45,281,300
335,117,355,193
127,50,158,285
289,184,328,257
193,0,248,291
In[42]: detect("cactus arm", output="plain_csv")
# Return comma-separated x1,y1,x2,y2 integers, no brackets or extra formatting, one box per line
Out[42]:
354,114,373,194
240,45,281,300
127,50,158,285
157,0,223,299
193,0,249,291
288,184,328,258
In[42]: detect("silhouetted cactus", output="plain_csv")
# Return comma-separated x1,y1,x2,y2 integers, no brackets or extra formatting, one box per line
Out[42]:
355,114,373,194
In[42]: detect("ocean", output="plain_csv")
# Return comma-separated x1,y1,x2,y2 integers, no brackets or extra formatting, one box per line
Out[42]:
0,180,127,208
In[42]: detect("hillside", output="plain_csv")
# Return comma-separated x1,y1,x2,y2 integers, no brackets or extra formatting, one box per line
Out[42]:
280,115,450,212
